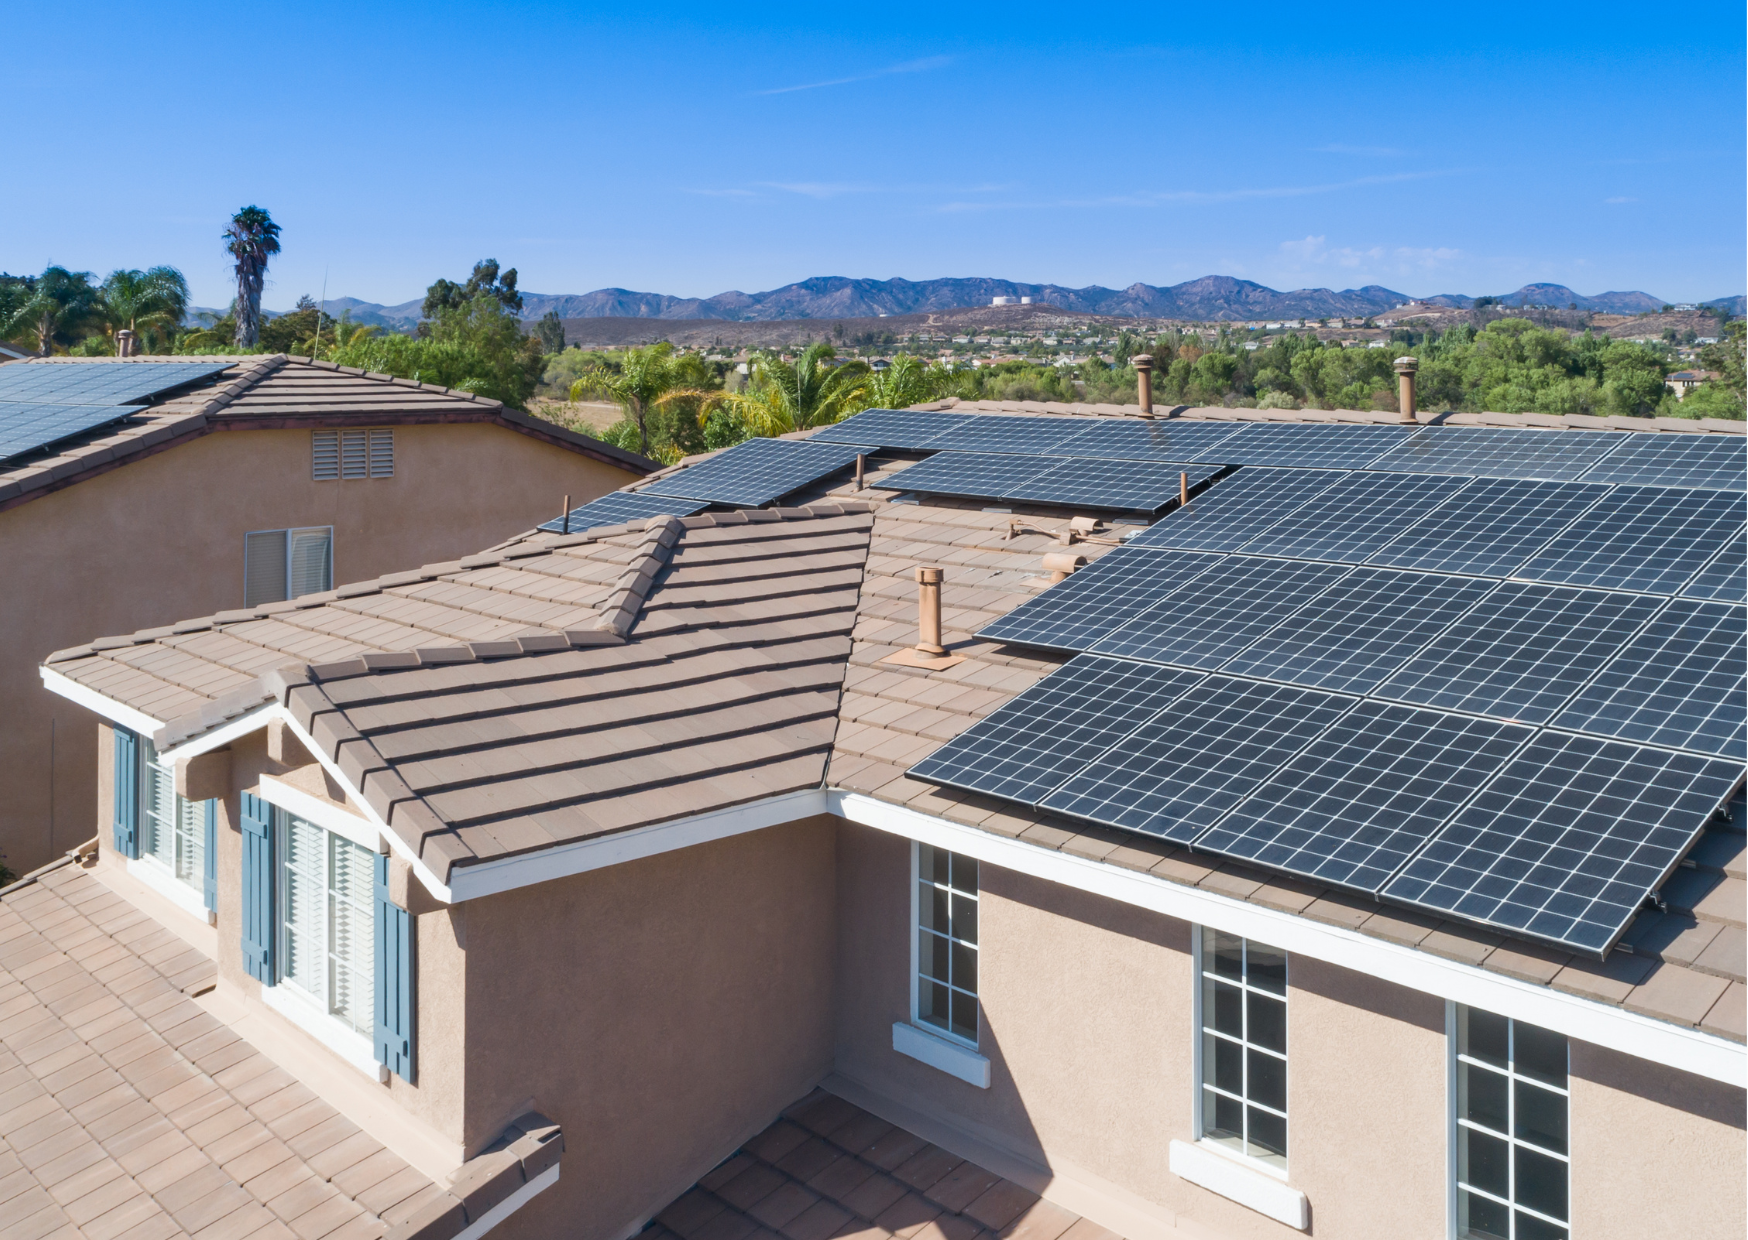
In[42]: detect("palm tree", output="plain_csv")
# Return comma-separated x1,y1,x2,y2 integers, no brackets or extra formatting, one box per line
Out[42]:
224,206,281,348
851,353,962,412
1,267,99,355
723,344,871,436
99,268,190,348
569,344,707,455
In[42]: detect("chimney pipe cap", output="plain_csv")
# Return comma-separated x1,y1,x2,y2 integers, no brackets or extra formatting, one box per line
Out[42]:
1130,354,1153,370
915,565,944,585
1393,356,1419,373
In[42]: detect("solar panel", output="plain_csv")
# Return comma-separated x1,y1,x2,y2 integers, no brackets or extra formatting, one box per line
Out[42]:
1515,485,1746,596
1182,422,1413,469
1125,468,1353,553
885,451,1053,500
1382,733,1743,954
1365,478,1609,578
0,403,140,463
1005,458,1228,511
537,490,708,533
1091,556,1351,668
908,655,1205,803
0,361,231,406
1682,528,1746,603
1364,426,1628,481
1553,599,1746,758
1196,703,1534,892
1041,676,1355,842
1222,569,1498,694
1055,419,1245,462
643,436,866,506
914,415,1091,455
1376,582,1665,723
977,547,1227,651
1579,432,1747,491
1237,471,1470,564
810,408,973,450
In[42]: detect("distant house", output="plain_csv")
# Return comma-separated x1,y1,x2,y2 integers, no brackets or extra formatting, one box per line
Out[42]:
0,340,34,362
0,356,653,876
1669,369,1721,399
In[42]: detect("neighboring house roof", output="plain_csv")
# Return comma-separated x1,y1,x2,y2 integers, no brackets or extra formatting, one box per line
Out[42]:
0,342,34,362
644,1088,1107,1240
37,411,1748,1045
0,356,656,515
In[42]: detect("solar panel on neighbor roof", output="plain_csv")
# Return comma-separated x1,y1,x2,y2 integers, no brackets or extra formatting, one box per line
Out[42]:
1181,422,1413,469
1091,556,1352,668
0,361,231,406
1515,485,1746,596
1364,426,1628,481
1236,470,1470,564
1004,457,1227,511
913,415,1091,455
977,547,1227,651
908,655,1206,804
885,451,1054,499
1375,581,1665,724
643,436,866,506
1054,419,1246,462
1040,676,1355,842
1552,598,1746,758
1579,431,1747,491
1684,529,1747,603
1195,702,1534,893
0,403,139,464
1222,568,1498,695
1382,733,1743,955
1365,478,1609,578
1125,468,1353,554
810,409,973,450
537,490,708,533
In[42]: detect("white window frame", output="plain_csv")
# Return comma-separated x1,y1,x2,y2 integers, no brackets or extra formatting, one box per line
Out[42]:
128,739,212,924
896,840,990,1088
1191,924,1290,1179
1448,1004,1571,1240
910,839,980,1048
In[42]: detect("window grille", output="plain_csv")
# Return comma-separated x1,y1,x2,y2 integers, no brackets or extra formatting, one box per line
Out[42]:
1454,1007,1569,1240
915,843,979,1044
1198,928,1288,1171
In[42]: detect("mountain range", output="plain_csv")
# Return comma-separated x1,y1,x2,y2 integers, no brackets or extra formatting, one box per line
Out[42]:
258,276,1741,329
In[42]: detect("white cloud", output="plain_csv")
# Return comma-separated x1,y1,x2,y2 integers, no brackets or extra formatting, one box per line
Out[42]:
756,55,952,96
1605,196,1638,204
1313,144,1408,157
1275,235,1462,277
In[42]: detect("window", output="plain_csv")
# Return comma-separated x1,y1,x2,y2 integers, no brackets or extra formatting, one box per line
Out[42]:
278,812,376,1037
914,843,978,1045
1454,1007,1569,1240
138,737,206,893
312,429,392,480
1197,929,1288,1171
245,527,333,606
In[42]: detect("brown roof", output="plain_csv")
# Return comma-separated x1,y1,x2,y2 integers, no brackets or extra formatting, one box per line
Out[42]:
0,357,655,515
645,1088,1108,1240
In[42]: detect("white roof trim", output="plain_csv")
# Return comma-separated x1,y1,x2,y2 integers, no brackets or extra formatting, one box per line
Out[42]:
40,665,164,738
259,773,381,853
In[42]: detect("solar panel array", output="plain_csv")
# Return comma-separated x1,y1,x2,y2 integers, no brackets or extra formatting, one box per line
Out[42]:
977,547,1226,650
537,490,708,533
1515,485,1747,596
644,436,866,506
1577,431,1745,491
1685,530,1747,603
0,361,234,464
0,403,144,464
1367,427,1626,481
811,408,972,450
893,452,1225,511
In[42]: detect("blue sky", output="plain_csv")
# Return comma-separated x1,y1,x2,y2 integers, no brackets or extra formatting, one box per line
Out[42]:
5,2,1742,308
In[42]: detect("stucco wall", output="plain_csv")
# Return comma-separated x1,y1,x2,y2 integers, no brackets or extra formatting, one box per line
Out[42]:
4,420,636,874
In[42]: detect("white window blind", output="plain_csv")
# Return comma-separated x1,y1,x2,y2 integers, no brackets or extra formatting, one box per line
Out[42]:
313,429,392,480
279,813,376,1036
245,527,333,606
138,738,205,893
312,432,340,481
288,529,332,597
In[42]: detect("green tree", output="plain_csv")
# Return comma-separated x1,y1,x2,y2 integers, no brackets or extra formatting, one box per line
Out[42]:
535,310,566,354
2,267,99,354
569,342,706,455
423,259,522,321
849,354,961,411
1682,321,1747,418
327,295,544,410
224,206,281,348
722,344,871,437
97,267,189,350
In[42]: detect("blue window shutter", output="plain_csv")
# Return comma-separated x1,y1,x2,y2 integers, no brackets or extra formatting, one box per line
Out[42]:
202,800,218,914
112,728,138,859
374,853,415,1082
239,793,274,983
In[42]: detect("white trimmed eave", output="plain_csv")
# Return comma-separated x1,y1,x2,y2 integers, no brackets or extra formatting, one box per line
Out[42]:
41,665,166,738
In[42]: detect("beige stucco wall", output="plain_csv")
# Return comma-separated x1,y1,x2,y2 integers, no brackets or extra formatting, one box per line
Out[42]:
4,421,637,875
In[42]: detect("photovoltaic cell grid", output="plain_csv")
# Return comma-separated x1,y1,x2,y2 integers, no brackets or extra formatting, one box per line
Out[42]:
811,409,972,450
1196,702,1534,892
1365,427,1628,482
1382,733,1743,954
536,490,708,533
887,451,1057,500
1377,582,1665,724
644,436,866,506
908,655,1206,803
0,403,140,464
1006,457,1227,510
1092,556,1352,669
976,547,1226,650
1366,478,1609,578
1041,677,1355,842
1222,569,1499,695
1238,471,1471,563
1553,599,1746,758
1054,419,1245,462
1684,529,1746,603
1578,431,1746,491
1181,422,1414,469
0,361,232,406
1126,468,1352,553
914,415,1090,455
1516,485,1746,596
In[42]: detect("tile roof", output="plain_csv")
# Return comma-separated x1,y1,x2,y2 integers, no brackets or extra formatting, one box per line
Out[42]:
0,357,654,515
644,1089,1108,1240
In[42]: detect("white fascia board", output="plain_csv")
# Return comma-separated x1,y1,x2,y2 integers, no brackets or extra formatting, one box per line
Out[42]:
39,665,164,737
259,774,381,853
156,702,277,759
445,788,828,902
454,1164,560,1240
831,790,1748,1090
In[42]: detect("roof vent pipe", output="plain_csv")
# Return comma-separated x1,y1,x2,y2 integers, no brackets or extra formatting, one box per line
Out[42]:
914,566,946,656
1394,356,1419,424
116,330,136,358
1133,354,1154,417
